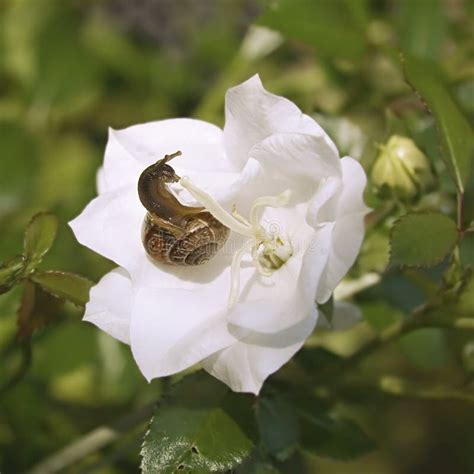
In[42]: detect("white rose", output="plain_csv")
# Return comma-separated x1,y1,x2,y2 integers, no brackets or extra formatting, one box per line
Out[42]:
70,75,369,394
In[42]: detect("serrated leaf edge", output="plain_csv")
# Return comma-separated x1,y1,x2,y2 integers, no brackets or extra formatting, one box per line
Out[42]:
30,270,94,308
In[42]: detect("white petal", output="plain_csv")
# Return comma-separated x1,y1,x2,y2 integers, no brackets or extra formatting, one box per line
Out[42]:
224,75,337,168
111,118,234,172
96,167,108,194
314,158,369,303
84,267,133,344
298,224,334,303
129,285,235,381
99,119,235,196
202,310,317,394
250,133,341,188
227,206,317,334
306,157,368,230
100,128,144,193
337,157,371,216
69,186,144,272
306,177,341,228
316,212,366,304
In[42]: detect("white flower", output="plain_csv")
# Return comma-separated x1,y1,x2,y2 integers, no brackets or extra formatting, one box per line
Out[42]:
69,75,369,394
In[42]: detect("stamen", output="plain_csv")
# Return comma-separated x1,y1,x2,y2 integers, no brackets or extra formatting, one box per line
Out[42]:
232,206,251,226
228,239,254,309
180,177,253,237
251,245,273,277
179,177,292,308
250,190,291,229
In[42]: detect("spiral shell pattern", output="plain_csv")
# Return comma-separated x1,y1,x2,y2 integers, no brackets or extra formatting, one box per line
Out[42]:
142,212,229,265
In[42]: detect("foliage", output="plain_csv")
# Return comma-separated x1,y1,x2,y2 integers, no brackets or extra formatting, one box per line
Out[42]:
1,0,473,473
141,373,255,473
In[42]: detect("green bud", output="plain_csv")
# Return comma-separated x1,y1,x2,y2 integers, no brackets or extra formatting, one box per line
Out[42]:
371,135,434,200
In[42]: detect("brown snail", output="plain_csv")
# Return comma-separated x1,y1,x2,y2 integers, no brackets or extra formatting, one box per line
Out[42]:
138,151,229,266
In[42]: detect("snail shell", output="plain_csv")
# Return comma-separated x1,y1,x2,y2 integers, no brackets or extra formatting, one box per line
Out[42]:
138,151,229,266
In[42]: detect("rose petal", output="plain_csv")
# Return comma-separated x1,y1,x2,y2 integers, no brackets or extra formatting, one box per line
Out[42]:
99,118,237,196
100,128,144,194
130,285,235,380
316,212,366,304
96,167,108,194
69,186,144,272
306,158,368,229
298,224,334,302
110,118,234,173
250,132,341,188
84,267,133,344
224,75,337,168
314,157,369,303
201,310,317,394
227,205,317,333
337,157,371,216
306,177,341,228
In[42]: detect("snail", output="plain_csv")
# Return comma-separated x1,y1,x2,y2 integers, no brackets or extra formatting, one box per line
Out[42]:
138,151,230,266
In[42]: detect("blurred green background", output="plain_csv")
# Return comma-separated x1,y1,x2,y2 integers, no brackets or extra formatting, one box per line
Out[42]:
1,0,473,472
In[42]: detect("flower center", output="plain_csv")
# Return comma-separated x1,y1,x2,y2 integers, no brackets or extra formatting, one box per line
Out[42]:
180,177,293,308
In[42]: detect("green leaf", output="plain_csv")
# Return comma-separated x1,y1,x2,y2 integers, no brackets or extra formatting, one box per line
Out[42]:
30,271,93,307
258,0,367,60
256,395,299,461
390,212,458,267
0,255,25,294
300,409,375,460
403,56,474,192
141,372,254,473
23,212,58,271
397,0,446,60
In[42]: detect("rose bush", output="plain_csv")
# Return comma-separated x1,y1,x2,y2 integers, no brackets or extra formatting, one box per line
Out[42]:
70,75,369,394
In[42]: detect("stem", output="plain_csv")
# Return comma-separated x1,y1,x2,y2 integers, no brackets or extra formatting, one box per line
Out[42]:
457,192,465,232
27,403,155,474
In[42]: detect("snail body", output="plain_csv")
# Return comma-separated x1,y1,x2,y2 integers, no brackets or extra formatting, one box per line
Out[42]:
138,151,229,266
